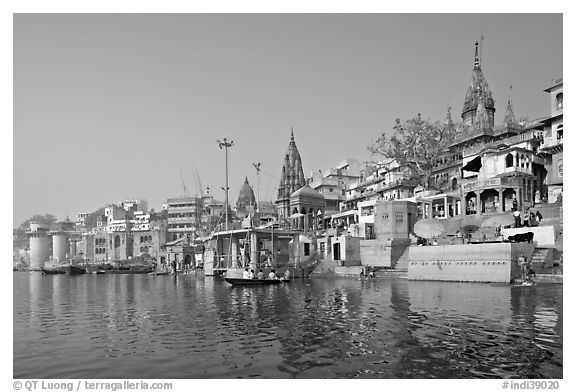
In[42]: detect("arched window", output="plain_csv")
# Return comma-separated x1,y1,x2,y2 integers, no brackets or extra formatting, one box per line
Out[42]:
556,93,563,109
505,153,514,168
452,178,458,191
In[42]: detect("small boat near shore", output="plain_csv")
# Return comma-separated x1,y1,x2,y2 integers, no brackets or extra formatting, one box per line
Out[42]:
63,265,86,275
224,278,290,285
149,271,170,276
41,267,65,275
109,266,154,274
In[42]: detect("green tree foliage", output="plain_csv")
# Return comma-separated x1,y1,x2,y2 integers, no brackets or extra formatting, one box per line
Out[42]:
13,214,58,249
368,114,460,189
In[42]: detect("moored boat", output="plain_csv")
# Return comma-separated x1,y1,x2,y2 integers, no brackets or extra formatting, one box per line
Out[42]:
41,267,65,275
224,278,289,285
63,265,86,275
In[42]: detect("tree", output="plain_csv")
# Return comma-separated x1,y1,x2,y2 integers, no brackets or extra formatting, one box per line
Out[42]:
13,213,58,250
368,114,460,189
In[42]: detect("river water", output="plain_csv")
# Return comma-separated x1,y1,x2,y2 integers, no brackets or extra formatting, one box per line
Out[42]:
13,272,562,379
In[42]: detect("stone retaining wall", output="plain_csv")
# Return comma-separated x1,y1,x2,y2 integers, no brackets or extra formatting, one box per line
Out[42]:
408,243,535,282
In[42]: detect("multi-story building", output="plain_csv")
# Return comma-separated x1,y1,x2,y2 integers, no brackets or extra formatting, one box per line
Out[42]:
309,159,364,216
166,196,203,241
76,212,89,227
342,159,418,212
538,78,563,203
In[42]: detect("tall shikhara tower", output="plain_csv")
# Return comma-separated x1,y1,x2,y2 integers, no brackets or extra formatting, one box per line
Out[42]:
462,41,495,130
276,129,305,219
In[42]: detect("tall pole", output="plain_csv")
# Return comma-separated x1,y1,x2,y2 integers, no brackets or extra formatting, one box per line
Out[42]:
253,162,261,212
217,138,234,232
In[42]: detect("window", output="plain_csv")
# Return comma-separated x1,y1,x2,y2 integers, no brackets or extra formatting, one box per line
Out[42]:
304,243,310,256
558,159,563,178
556,93,563,109
505,153,514,168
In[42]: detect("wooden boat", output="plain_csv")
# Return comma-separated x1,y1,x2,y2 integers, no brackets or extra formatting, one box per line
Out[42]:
109,266,154,274
149,271,170,275
41,267,65,275
62,265,86,275
224,278,289,285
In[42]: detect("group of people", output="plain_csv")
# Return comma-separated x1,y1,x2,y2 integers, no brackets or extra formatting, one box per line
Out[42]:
242,267,290,280
513,208,542,228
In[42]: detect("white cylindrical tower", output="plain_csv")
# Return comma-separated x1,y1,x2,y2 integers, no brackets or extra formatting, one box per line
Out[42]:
28,222,51,270
52,233,68,261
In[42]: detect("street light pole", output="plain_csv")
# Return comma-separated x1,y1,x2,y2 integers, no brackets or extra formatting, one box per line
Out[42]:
217,138,234,232
253,162,261,212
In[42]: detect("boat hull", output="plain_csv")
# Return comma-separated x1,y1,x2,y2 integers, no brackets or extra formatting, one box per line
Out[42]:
224,278,289,285
41,268,65,275
63,265,86,275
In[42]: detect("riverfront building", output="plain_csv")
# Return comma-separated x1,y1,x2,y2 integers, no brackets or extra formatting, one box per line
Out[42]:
166,196,203,241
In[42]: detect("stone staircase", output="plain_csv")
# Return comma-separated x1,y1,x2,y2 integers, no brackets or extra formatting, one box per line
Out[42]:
394,246,410,271
531,248,553,270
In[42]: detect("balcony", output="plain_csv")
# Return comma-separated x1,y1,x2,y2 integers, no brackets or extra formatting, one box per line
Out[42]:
463,131,540,157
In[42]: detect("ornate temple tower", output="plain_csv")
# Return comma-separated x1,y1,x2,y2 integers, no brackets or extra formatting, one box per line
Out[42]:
462,42,495,129
276,129,306,219
503,88,517,126
236,177,257,217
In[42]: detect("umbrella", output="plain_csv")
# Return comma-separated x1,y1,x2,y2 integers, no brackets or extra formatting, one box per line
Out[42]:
443,219,462,235
461,224,480,235
413,218,446,239
481,213,515,228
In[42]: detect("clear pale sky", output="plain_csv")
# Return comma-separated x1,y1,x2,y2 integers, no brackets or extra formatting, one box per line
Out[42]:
13,13,562,227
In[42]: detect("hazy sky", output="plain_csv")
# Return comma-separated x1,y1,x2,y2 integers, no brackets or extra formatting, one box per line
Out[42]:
13,13,562,227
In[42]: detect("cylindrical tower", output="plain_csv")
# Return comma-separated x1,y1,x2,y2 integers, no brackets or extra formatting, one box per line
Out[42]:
28,222,51,271
52,233,68,261
50,220,76,262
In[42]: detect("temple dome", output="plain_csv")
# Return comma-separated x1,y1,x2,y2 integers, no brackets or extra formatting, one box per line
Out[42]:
236,177,257,212
290,185,323,199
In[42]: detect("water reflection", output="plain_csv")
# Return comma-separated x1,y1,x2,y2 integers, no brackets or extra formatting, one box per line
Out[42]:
13,273,562,379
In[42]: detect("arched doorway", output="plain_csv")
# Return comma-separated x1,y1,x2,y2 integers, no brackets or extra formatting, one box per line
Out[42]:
464,192,477,215
480,189,499,213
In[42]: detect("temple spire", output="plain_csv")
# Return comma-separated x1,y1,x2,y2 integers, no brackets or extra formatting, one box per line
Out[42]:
290,127,294,141
504,85,516,125
445,105,454,127
474,41,480,69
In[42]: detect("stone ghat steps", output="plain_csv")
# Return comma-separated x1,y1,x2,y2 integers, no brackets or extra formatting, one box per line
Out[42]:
394,247,410,271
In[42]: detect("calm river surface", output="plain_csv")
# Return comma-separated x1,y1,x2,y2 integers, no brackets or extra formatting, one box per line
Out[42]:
13,272,562,379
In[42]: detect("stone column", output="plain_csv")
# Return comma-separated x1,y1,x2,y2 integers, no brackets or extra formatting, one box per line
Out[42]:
499,188,504,212
293,233,301,268
250,232,258,270
444,197,449,219
474,192,480,214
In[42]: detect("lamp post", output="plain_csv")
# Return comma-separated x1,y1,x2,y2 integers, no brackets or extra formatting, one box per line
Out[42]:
253,162,261,212
217,138,234,232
